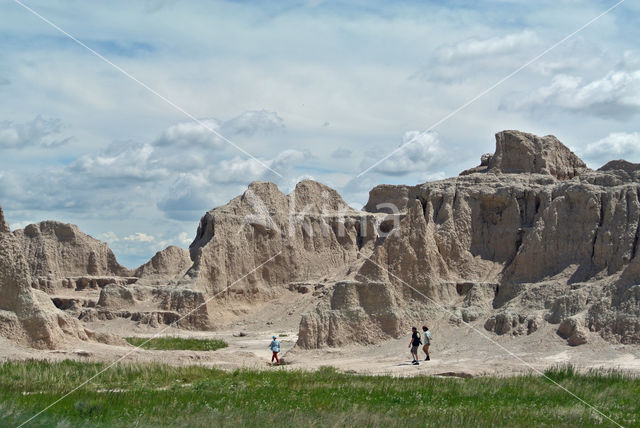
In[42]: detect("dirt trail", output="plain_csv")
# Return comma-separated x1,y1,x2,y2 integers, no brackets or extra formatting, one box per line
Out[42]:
2,301,640,378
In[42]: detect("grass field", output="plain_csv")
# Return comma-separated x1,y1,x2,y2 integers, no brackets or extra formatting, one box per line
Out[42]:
0,361,637,427
124,337,228,351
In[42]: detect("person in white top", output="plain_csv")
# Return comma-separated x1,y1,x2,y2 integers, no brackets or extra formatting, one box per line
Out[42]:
422,326,432,361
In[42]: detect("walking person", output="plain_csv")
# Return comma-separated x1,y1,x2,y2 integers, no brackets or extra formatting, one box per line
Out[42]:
269,335,280,365
422,326,431,361
408,327,421,365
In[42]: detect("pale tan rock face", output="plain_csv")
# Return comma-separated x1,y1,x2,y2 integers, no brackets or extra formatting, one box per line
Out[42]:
488,130,588,179
134,245,192,285
13,221,130,279
0,205,122,349
183,180,382,298
298,131,640,348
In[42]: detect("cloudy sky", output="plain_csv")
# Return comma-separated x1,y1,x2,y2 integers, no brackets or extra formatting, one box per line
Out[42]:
1,0,639,267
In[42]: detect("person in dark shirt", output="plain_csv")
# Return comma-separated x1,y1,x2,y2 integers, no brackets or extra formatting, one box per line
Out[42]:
408,326,422,365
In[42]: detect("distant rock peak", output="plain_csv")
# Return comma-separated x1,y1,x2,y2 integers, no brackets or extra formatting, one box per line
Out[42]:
461,130,588,179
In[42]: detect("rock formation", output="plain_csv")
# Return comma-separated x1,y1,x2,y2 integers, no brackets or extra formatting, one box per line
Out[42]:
0,205,121,348
182,180,386,299
4,129,640,352
598,159,640,175
134,245,192,285
461,130,588,179
299,130,640,348
13,221,130,279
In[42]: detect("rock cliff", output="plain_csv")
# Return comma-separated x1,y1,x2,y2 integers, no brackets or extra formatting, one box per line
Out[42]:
182,180,386,299
299,130,640,348
13,221,130,279
0,205,122,348
4,129,640,351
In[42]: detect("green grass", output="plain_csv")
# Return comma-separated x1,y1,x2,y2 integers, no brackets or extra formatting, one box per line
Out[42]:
0,361,638,427
124,337,228,351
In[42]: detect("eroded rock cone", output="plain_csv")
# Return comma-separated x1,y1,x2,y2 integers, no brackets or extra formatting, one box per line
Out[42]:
134,245,192,285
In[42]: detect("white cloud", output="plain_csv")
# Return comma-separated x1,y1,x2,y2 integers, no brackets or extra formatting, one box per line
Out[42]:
506,70,640,119
219,110,284,136
154,110,284,149
178,232,192,245
98,231,120,243
154,119,224,148
363,131,445,176
123,232,155,242
440,31,539,60
583,132,640,162
0,115,72,149
70,143,168,181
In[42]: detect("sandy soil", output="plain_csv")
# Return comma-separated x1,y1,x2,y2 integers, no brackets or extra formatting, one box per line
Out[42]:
2,291,640,379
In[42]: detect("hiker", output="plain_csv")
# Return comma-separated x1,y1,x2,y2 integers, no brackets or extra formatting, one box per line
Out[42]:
408,326,421,365
269,335,280,365
422,326,431,361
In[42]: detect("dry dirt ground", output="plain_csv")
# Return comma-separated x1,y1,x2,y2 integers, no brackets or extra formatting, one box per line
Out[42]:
2,291,640,378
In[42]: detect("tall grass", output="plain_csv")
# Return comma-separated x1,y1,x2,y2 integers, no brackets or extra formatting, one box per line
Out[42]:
124,337,228,351
0,360,637,427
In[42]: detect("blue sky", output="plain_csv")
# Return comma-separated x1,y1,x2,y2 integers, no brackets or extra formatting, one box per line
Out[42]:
1,0,639,268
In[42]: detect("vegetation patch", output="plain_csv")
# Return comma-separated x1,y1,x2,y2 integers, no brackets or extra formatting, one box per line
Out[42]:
0,361,638,427
124,337,228,351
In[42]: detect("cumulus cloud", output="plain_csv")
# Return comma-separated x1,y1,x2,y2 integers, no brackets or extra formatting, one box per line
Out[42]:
505,70,640,119
583,132,640,163
362,131,445,176
70,143,169,182
154,119,224,148
439,31,539,61
123,232,155,242
219,110,284,136
154,110,284,149
98,231,120,243
0,115,72,149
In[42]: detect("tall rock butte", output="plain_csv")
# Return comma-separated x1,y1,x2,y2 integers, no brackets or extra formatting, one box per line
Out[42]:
299,130,640,347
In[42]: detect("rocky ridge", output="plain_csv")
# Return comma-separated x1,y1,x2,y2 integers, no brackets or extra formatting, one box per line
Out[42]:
2,129,640,352
300,130,640,347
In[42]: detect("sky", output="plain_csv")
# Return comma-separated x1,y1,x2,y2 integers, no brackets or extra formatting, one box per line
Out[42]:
1,0,639,268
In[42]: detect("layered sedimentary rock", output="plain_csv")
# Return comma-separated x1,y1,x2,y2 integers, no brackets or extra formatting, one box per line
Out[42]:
5,128,640,350
13,221,130,279
0,205,121,348
298,130,640,348
182,180,386,298
460,130,588,179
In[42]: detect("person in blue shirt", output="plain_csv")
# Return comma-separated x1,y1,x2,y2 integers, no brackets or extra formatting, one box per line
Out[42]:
269,335,280,365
